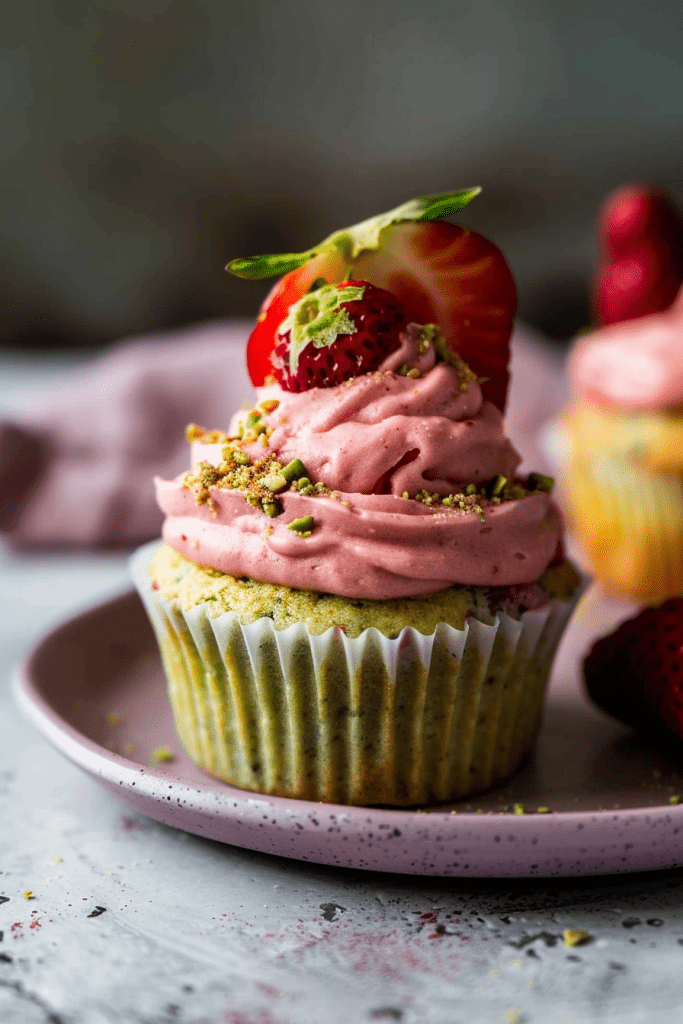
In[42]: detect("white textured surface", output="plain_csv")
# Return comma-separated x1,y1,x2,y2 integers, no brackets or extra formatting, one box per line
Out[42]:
4,350,683,1022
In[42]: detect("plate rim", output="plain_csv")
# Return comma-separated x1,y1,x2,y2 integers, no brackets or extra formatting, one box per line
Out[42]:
13,588,683,878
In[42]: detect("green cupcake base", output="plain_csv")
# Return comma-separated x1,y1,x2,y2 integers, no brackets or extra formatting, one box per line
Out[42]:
132,543,580,807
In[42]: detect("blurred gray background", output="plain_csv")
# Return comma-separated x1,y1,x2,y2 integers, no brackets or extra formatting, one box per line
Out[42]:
4,0,683,349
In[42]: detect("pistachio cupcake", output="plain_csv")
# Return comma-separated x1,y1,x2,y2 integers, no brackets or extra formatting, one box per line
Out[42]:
563,285,683,604
132,191,581,805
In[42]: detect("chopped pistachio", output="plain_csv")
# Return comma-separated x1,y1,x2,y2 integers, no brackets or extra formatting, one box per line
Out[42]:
185,423,205,442
398,362,410,376
563,929,590,948
281,458,309,482
262,499,282,518
287,515,315,534
263,472,288,493
527,472,555,493
259,399,280,414
465,483,477,495
512,803,526,815
406,367,421,379
402,491,410,499
233,451,252,466
488,474,507,498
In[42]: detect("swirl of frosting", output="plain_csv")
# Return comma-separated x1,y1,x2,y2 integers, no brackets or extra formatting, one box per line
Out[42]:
571,283,683,410
156,327,561,599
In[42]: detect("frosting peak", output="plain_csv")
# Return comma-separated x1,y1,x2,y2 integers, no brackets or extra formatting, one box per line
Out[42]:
156,326,561,599
572,283,683,410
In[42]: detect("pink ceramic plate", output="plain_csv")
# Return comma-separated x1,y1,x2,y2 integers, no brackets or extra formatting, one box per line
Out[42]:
14,587,683,877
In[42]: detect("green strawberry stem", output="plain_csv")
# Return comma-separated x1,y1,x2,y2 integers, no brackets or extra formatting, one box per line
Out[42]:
226,188,482,280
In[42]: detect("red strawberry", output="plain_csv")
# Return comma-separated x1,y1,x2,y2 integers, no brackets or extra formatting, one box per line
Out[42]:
593,184,683,326
272,280,405,391
584,599,683,741
228,190,517,411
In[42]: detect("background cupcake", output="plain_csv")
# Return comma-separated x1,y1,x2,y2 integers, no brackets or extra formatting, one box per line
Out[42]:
561,186,683,604
133,192,581,806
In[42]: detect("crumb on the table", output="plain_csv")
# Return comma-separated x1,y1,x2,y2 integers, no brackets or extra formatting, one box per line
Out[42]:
153,746,175,763
563,928,590,947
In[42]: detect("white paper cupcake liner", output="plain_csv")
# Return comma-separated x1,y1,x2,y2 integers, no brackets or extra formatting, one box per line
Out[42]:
131,542,581,806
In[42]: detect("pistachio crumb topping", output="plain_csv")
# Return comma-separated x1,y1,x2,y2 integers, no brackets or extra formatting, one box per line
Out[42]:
182,428,330,518
287,515,315,536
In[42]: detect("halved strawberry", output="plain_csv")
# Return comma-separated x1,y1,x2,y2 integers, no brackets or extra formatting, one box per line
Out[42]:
594,184,683,326
229,190,517,411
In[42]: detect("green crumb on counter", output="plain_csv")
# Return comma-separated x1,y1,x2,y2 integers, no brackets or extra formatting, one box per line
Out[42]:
670,795,680,805
287,515,315,535
512,803,526,815
536,806,551,814
563,929,590,947
153,746,175,763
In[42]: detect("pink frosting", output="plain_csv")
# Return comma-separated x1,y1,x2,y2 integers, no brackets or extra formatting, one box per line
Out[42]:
156,328,561,599
571,283,683,410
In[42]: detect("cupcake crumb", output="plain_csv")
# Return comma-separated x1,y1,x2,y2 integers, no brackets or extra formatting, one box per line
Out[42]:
153,747,175,763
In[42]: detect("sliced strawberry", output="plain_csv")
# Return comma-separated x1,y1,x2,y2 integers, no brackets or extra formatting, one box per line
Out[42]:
273,280,405,391
349,221,516,411
584,599,683,742
593,184,683,326
229,190,517,410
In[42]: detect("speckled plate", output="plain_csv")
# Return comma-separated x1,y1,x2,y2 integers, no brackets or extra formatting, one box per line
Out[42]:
14,586,683,878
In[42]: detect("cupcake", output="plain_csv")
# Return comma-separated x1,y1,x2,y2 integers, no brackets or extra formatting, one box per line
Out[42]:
563,284,683,604
132,190,581,806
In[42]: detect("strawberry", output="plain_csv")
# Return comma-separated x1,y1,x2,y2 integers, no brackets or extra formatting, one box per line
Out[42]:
228,190,517,411
594,184,683,326
584,599,683,742
272,280,405,391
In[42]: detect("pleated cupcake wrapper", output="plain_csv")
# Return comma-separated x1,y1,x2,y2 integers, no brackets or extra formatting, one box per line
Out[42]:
131,543,579,806
566,443,683,603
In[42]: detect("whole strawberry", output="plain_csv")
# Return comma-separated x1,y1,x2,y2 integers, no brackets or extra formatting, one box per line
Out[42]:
594,184,683,326
584,599,683,741
272,280,405,391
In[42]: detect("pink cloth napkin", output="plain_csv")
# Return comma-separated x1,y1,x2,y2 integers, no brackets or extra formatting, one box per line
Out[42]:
0,320,565,548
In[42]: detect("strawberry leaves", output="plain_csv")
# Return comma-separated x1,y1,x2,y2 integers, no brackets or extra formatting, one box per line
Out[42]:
227,189,482,280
